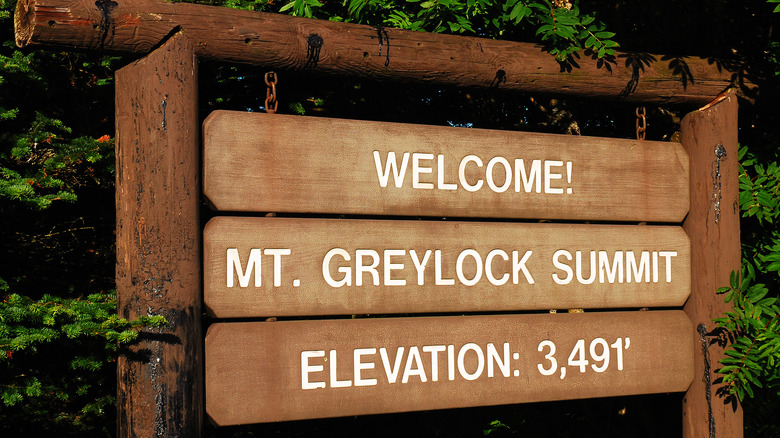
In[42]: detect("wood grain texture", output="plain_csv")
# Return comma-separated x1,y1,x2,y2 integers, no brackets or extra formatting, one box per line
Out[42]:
203,111,689,222
205,311,694,425
681,91,743,436
115,33,202,437
204,217,690,317
15,0,745,104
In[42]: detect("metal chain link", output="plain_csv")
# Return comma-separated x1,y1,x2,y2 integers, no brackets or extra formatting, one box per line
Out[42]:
636,106,647,140
265,72,278,114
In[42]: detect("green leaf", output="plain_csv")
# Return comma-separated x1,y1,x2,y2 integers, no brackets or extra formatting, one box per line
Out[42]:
556,14,579,26
509,2,523,20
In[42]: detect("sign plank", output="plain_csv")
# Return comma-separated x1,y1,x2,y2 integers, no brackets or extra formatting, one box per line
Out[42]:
203,111,689,222
205,311,694,425
204,217,690,317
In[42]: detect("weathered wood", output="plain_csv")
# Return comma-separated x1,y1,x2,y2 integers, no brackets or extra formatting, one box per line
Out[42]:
681,90,743,437
204,217,691,317
115,32,201,437
205,311,694,425
203,111,690,222
15,0,743,104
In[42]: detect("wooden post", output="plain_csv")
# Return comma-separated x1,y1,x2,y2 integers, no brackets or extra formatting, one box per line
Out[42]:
115,32,201,437
681,89,743,438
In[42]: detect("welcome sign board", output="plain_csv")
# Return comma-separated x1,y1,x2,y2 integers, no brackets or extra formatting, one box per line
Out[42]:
206,311,693,425
201,110,695,428
202,112,689,222
204,217,691,317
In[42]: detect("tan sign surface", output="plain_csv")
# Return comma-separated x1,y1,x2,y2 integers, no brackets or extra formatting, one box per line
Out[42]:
203,111,689,222
204,217,690,318
205,311,694,425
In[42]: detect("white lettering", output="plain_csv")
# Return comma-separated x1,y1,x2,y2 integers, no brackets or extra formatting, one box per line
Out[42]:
435,250,455,285
384,249,406,286
486,157,512,193
448,345,455,380
412,153,434,189
437,154,457,190
329,350,352,388
410,249,431,285
513,250,535,284
516,159,542,193
576,250,596,285
653,251,659,283
459,155,484,192
552,250,671,285
599,250,624,284
354,348,378,386
263,248,290,287
301,350,325,390
402,346,427,383
487,343,510,378
544,160,564,194
457,343,485,381
227,248,261,288
322,248,351,287
373,151,409,188
456,249,483,286
552,249,572,285
423,345,446,382
380,347,405,384
659,251,677,282
626,251,650,283
356,249,380,286
486,249,509,286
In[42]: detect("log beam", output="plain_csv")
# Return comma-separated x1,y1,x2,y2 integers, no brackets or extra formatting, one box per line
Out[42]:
15,0,747,105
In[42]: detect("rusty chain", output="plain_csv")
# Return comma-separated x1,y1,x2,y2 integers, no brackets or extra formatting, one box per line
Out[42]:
265,71,278,114
635,106,647,140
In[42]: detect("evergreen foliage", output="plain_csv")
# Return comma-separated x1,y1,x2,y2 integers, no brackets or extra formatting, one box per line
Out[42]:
712,142,780,409
2,1,152,435
715,268,780,400
0,292,166,436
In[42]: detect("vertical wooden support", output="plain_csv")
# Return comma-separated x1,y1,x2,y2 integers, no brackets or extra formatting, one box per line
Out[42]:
681,89,743,438
115,32,201,437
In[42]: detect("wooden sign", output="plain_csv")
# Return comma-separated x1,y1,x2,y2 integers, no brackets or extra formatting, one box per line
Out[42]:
203,111,689,222
206,310,694,425
204,217,690,317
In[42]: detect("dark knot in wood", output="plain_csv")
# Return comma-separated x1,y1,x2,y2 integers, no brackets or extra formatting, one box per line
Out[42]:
374,26,390,67
491,69,507,87
94,0,118,48
305,33,323,68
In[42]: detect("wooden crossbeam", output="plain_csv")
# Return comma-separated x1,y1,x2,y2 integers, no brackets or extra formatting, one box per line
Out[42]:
15,0,746,105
